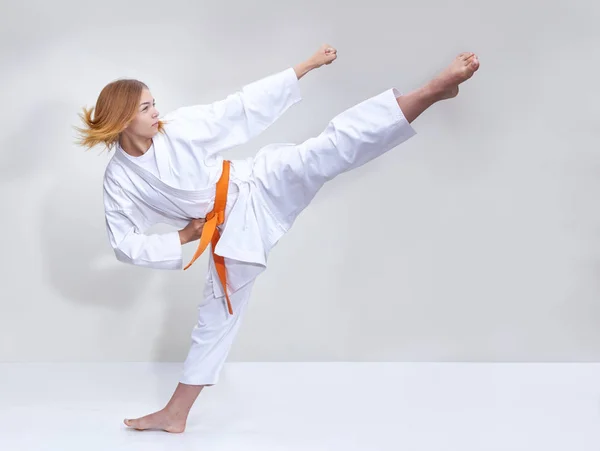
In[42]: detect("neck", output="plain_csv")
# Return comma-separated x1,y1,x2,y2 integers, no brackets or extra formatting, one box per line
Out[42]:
119,133,152,157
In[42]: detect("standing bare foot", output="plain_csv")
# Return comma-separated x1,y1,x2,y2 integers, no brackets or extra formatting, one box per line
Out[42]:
123,408,186,433
427,52,480,100
123,383,203,433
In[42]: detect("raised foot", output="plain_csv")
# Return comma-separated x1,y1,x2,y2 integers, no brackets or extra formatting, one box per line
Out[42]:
428,52,480,100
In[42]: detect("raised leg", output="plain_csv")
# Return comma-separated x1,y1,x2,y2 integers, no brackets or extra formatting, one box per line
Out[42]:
252,52,481,234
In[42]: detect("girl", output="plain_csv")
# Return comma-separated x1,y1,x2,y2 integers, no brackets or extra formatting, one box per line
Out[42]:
76,44,480,432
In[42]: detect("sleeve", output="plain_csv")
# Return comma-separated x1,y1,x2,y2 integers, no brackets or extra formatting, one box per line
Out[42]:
163,67,302,156
103,176,183,270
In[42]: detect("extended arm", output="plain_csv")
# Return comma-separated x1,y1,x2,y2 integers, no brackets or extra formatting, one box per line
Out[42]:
164,44,338,156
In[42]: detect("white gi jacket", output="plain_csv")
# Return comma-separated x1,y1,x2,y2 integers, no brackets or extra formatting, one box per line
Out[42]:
104,66,416,303
103,67,304,299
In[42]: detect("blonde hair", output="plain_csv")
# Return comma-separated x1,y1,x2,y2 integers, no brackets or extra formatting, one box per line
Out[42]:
74,79,165,151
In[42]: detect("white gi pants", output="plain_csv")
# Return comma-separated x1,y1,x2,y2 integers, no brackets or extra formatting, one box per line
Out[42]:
180,87,417,386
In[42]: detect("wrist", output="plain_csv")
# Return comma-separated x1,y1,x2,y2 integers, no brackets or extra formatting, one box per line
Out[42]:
305,58,319,71
178,230,189,245
294,59,319,79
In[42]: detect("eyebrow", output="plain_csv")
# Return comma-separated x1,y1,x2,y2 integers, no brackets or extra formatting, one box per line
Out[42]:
140,99,155,107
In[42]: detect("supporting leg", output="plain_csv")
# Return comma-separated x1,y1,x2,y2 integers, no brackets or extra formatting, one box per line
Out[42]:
123,274,256,433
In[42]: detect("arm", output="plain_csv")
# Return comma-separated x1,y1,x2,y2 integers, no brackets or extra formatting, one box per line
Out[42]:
103,176,184,270
103,171,209,269
105,209,183,270
164,44,338,157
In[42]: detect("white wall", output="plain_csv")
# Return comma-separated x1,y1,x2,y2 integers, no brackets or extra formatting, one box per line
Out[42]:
1,0,599,363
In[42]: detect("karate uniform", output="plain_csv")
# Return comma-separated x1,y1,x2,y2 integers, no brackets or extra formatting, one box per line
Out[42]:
103,67,417,385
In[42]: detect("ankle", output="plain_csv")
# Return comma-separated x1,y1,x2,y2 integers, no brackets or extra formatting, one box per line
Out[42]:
420,83,445,103
164,403,190,419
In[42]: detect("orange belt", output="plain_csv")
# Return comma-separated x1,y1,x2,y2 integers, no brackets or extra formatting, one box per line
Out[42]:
183,160,233,315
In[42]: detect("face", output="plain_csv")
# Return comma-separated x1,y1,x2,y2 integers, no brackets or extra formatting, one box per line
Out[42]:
124,88,160,138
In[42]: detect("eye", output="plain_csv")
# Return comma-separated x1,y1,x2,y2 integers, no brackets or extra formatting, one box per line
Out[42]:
142,102,155,112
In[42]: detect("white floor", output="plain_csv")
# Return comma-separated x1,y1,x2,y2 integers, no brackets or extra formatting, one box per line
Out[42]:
1,363,600,450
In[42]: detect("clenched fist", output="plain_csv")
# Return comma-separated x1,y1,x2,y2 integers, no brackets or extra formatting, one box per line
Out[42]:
179,218,206,245
310,44,337,68
293,44,338,79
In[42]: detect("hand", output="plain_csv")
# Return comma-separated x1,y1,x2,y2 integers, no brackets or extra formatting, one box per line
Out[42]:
310,44,337,68
179,218,206,244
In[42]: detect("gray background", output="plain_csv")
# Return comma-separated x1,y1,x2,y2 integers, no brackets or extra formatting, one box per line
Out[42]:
1,0,599,363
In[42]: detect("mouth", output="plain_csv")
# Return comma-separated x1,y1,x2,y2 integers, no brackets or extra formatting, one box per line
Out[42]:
152,122,158,127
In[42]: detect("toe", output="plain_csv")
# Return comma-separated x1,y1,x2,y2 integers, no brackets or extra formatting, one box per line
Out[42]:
124,418,143,429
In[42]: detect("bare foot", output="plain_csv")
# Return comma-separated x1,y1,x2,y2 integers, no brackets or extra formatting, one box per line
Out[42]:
428,52,480,100
123,408,186,433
